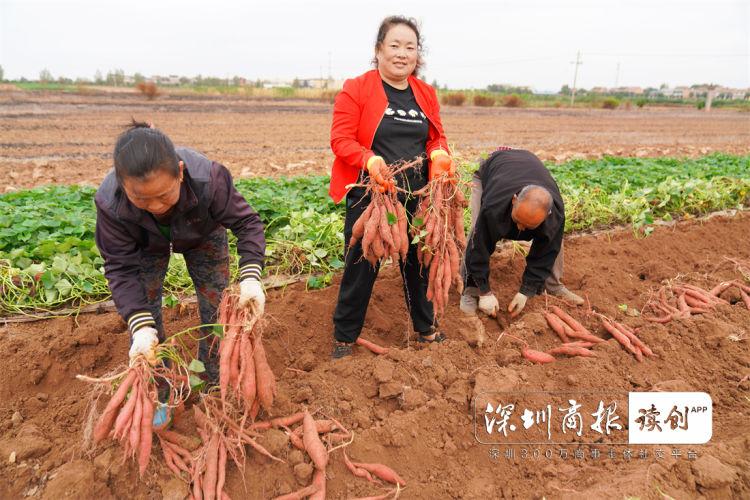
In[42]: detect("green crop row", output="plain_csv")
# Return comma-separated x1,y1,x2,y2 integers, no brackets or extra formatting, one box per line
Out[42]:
0,154,748,315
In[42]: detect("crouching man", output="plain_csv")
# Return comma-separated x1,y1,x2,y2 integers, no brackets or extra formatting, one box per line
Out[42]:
460,147,583,318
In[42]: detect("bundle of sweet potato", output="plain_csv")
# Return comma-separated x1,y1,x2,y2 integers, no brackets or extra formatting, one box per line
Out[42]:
276,409,405,500
88,362,156,476
412,177,468,315
349,186,409,267
217,290,276,418
643,280,750,323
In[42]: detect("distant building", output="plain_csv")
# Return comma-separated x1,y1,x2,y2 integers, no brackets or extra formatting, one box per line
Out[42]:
152,75,181,86
298,78,344,90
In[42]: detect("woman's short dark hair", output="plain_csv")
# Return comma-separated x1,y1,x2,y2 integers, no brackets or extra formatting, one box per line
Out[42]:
113,119,179,183
371,16,425,76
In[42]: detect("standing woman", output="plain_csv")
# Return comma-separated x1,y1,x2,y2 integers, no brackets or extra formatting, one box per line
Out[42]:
329,16,457,358
95,121,266,421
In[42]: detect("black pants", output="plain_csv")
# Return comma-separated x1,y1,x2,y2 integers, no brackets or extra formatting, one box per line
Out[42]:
333,187,434,342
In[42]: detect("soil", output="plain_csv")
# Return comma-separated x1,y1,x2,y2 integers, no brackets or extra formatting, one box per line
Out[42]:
1,89,749,191
1,212,749,499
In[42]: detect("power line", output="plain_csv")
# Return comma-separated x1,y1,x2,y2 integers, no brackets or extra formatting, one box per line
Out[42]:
586,52,749,57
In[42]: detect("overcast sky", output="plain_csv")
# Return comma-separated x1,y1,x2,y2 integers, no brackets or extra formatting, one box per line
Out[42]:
1,0,748,91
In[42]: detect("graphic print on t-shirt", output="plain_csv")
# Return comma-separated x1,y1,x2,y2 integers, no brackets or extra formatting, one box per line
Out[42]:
370,81,430,191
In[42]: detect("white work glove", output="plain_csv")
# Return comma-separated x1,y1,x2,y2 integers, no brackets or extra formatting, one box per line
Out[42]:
508,292,529,318
478,293,500,317
129,326,159,364
239,278,265,315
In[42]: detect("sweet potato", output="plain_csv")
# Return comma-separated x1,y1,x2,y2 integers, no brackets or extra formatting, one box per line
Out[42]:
350,202,374,246
93,370,137,444
113,378,140,441
161,442,184,478
356,337,389,355
302,410,328,470
202,434,219,500
549,306,588,334
565,327,605,344
253,335,276,412
349,460,406,487
601,318,641,361
309,469,326,500
157,429,201,451
561,341,596,348
250,412,305,431
137,390,154,476
219,328,237,405
709,281,734,297
522,347,555,364
362,204,381,259
216,440,227,500
129,382,144,454
378,201,396,251
397,202,409,260
273,484,319,500
683,294,713,309
614,323,655,358
343,451,375,482
229,335,241,390
544,312,570,342
239,334,257,408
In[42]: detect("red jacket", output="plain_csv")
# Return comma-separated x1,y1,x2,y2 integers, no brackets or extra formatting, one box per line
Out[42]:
329,69,450,203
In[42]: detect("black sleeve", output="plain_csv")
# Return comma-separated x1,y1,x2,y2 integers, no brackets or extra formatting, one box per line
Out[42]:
95,202,156,333
208,163,266,282
520,222,563,296
464,213,497,294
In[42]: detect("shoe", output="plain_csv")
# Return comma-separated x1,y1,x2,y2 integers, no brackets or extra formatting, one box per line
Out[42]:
459,294,478,315
548,287,585,305
331,341,353,359
417,331,447,343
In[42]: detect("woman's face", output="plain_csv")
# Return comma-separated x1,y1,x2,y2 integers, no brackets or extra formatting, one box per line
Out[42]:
376,23,419,84
121,162,184,216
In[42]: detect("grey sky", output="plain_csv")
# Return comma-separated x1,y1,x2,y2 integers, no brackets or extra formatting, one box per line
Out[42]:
1,0,748,91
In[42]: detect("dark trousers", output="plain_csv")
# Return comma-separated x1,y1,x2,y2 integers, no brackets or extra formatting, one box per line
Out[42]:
333,187,434,342
139,228,230,381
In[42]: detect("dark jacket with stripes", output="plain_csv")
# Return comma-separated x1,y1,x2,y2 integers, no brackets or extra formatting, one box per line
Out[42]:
464,149,565,297
95,147,265,333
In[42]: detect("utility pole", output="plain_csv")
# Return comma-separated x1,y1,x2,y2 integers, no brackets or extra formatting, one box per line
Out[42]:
614,62,620,89
570,51,583,106
327,51,332,89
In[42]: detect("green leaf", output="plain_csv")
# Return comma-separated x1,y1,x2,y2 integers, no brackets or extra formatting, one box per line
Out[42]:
44,288,58,303
413,217,424,227
55,279,73,298
213,325,224,339
189,374,205,390
188,359,206,373
163,294,179,308
387,212,397,225
618,304,628,312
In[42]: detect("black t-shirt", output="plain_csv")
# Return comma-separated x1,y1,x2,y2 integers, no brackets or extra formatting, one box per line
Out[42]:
370,81,429,192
